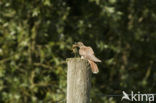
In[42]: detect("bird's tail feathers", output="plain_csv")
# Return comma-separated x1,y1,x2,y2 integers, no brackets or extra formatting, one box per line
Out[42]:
88,60,99,74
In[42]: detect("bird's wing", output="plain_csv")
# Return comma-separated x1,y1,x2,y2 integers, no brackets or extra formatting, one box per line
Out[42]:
86,46,94,54
79,46,93,56
86,54,101,62
79,46,101,62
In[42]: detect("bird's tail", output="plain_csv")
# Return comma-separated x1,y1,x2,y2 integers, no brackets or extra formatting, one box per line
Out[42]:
88,60,99,74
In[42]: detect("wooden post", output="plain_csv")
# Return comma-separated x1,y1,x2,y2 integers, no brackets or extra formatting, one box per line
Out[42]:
67,58,91,103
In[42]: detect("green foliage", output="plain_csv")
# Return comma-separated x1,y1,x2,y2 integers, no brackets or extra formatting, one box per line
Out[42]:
0,0,156,102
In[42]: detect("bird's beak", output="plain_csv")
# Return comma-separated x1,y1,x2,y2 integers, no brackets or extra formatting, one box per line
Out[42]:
72,44,78,49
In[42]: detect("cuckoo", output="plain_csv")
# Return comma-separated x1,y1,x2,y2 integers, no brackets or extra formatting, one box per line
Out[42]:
72,42,101,74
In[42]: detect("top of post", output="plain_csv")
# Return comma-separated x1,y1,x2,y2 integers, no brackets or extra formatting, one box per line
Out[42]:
66,58,88,63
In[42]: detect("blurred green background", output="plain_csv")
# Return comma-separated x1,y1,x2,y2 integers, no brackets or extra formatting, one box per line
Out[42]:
0,0,156,103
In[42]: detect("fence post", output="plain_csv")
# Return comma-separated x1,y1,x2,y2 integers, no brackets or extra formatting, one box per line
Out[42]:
67,58,91,103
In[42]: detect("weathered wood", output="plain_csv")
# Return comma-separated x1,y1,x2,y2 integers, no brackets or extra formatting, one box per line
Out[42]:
67,58,91,103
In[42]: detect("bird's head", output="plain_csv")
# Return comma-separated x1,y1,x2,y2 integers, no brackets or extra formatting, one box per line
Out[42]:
72,42,84,57
72,42,84,48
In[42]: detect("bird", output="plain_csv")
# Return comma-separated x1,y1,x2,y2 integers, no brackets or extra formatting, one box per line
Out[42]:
72,42,101,74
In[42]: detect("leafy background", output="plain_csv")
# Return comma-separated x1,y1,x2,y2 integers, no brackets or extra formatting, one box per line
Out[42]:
0,0,156,103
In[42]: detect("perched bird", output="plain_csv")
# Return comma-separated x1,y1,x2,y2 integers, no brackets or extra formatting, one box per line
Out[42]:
72,42,101,74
